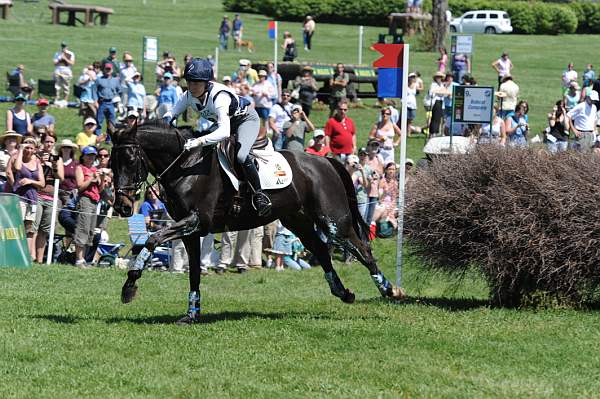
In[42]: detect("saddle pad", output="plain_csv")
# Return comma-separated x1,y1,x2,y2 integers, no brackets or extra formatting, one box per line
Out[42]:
217,140,293,191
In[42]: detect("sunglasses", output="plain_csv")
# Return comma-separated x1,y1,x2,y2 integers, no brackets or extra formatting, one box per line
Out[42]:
382,112,391,115
282,94,291,97
339,108,348,111
99,154,110,158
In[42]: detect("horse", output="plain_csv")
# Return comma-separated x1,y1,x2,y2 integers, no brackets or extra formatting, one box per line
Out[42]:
110,120,404,323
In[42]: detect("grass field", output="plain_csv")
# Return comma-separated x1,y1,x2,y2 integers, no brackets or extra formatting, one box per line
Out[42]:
2,1,600,397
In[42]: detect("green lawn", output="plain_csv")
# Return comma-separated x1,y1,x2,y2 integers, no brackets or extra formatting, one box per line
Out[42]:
2,1,600,397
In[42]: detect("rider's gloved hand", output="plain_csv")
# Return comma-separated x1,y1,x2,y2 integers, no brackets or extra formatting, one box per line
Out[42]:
184,137,206,151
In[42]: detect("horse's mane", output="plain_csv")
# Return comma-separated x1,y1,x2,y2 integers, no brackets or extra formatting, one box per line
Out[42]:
138,120,195,140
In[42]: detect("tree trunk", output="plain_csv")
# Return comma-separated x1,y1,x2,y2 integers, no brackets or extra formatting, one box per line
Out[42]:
431,0,448,50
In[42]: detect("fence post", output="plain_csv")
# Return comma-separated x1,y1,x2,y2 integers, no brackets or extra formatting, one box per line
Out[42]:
46,179,60,265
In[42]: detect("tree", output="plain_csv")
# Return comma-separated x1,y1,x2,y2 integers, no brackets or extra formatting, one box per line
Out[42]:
431,0,448,50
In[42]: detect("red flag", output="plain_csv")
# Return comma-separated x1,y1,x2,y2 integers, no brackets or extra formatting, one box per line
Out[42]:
372,43,404,68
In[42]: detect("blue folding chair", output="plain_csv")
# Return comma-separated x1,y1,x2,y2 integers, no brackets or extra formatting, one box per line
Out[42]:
127,214,170,269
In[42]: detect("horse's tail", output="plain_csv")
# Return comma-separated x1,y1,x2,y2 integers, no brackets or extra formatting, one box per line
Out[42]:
326,158,370,244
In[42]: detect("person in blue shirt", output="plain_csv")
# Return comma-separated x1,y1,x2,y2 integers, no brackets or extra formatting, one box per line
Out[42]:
139,186,167,231
232,14,243,50
583,64,596,88
127,71,147,120
156,72,178,110
94,63,121,136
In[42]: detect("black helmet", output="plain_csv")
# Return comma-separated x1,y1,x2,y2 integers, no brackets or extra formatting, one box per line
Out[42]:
184,58,214,82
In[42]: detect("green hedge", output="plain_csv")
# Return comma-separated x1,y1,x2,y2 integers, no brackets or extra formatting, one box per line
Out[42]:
224,0,588,35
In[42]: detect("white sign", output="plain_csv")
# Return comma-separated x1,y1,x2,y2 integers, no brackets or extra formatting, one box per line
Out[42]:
143,36,158,62
453,86,494,124
455,35,473,54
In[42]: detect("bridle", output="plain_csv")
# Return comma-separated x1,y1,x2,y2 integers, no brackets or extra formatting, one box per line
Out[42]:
112,129,186,205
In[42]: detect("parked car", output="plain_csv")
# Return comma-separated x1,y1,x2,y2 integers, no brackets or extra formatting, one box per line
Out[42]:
450,10,513,34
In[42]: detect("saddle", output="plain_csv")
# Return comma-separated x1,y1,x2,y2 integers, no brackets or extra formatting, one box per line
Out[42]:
218,136,293,192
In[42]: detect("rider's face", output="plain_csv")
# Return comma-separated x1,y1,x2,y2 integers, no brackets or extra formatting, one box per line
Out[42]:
188,81,207,98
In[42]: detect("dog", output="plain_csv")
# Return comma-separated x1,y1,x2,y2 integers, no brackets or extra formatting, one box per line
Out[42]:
238,39,255,53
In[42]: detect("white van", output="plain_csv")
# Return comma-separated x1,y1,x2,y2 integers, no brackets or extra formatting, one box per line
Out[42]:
450,10,513,34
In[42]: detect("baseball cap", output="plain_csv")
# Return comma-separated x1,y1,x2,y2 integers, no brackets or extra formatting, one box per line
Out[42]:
258,69,268,77
104,63,113,70
84,117,97,126
589,90,599,102
37,98,49,106
82,146,98,155
358,147,368,155
239,59,250,66
291,104,302,113
222,75,231,82
163,72,173,79
127,109,139,118
61,41,68,47
405,158,415,166
109,47,117,53
313,129,325,138
15,93,26,101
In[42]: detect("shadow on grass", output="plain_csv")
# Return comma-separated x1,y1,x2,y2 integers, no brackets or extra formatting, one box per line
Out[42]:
33,311,289,325
356,296,489,311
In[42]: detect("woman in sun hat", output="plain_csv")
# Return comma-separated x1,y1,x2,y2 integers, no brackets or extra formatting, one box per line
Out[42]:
6,93,32,135
0,130,22,191
427,71,447,137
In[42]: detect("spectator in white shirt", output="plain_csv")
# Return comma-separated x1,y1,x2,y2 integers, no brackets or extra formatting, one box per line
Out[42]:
119,52,138,107
562,63,578,94
567,90,599,152
251,70,275,125
53,41,75,105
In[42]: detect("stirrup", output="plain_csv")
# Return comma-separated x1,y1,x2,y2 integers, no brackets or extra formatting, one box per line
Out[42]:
252,191,272,216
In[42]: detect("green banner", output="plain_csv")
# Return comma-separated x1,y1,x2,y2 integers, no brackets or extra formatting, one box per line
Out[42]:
0,194,31,268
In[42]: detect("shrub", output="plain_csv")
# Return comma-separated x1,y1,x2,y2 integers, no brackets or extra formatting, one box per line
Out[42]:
404,148,600,308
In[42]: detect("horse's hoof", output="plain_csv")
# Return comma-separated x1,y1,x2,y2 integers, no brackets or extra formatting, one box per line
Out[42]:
121,284,138,304
391,286,407,301
341,289,356,304
176,315,201,325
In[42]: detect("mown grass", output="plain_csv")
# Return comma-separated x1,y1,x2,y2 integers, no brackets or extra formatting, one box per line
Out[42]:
2,1,600,397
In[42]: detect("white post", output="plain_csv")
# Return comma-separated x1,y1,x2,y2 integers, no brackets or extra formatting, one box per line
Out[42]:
46,179,60,265
395,44,410,288
274,21,278,74
214,47,219,80
358,26,364,65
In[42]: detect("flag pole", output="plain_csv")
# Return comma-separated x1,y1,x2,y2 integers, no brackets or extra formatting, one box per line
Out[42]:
395,44,410,289
274,21,278,74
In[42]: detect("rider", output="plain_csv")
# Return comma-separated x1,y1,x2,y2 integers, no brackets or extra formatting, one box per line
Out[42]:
162,58,272,216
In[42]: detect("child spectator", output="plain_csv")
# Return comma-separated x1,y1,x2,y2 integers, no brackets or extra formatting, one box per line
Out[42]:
0,131,21,192
127,72,146,120
270,221,295,272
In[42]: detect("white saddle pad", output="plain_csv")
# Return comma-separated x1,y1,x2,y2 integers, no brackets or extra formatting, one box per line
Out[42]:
217,140,293,191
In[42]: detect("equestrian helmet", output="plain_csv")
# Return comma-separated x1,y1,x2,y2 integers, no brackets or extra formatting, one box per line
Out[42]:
184,58,214,82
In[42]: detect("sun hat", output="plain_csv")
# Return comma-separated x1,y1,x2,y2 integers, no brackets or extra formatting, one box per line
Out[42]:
433,71,445,79
313,129,325,138
57,139,78,150
82,146,98,156
22,136,38,147
36,98,49,106
291,104,303,113
132,71,141,78
588,90,599,102
163,72,173,79
84,117,97,126
239,59,251,66
0,130,22,146
258,69,268,77
405,158,415,166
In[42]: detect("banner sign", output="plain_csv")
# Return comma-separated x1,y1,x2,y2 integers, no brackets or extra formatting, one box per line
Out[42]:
143,36,158,62
0,194,31,268
452,85,494,123
451,35,473,54
372,43,404,98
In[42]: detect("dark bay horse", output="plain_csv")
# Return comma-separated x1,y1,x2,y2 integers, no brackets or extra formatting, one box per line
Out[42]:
110,121,404,323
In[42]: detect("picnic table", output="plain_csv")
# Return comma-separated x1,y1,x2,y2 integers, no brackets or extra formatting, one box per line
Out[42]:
48,3,114,26
0,0,12,20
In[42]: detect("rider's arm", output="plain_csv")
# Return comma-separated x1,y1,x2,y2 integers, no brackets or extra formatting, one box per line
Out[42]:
200,94,232,145
163,91,191,120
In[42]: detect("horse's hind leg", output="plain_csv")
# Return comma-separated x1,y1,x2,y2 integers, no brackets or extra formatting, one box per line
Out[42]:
344,227,406,300
281,214,355,304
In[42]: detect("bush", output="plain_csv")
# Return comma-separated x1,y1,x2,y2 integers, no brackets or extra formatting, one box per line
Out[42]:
224,0,587,34
404,148,600,308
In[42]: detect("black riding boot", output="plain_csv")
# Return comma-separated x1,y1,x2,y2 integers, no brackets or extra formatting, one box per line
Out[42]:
241,157,272,216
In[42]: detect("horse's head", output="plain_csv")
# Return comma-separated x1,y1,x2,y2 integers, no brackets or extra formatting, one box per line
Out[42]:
109,121,149,217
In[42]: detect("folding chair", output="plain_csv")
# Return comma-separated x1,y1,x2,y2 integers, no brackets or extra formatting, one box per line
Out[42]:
38,79,56,98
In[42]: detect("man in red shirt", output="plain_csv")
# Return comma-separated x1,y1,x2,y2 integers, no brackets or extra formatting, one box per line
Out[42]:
305,129,330,156
324,99,356,162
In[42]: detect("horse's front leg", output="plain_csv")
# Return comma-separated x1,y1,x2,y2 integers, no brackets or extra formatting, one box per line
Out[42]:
175,234,203,325
121,211,202,304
